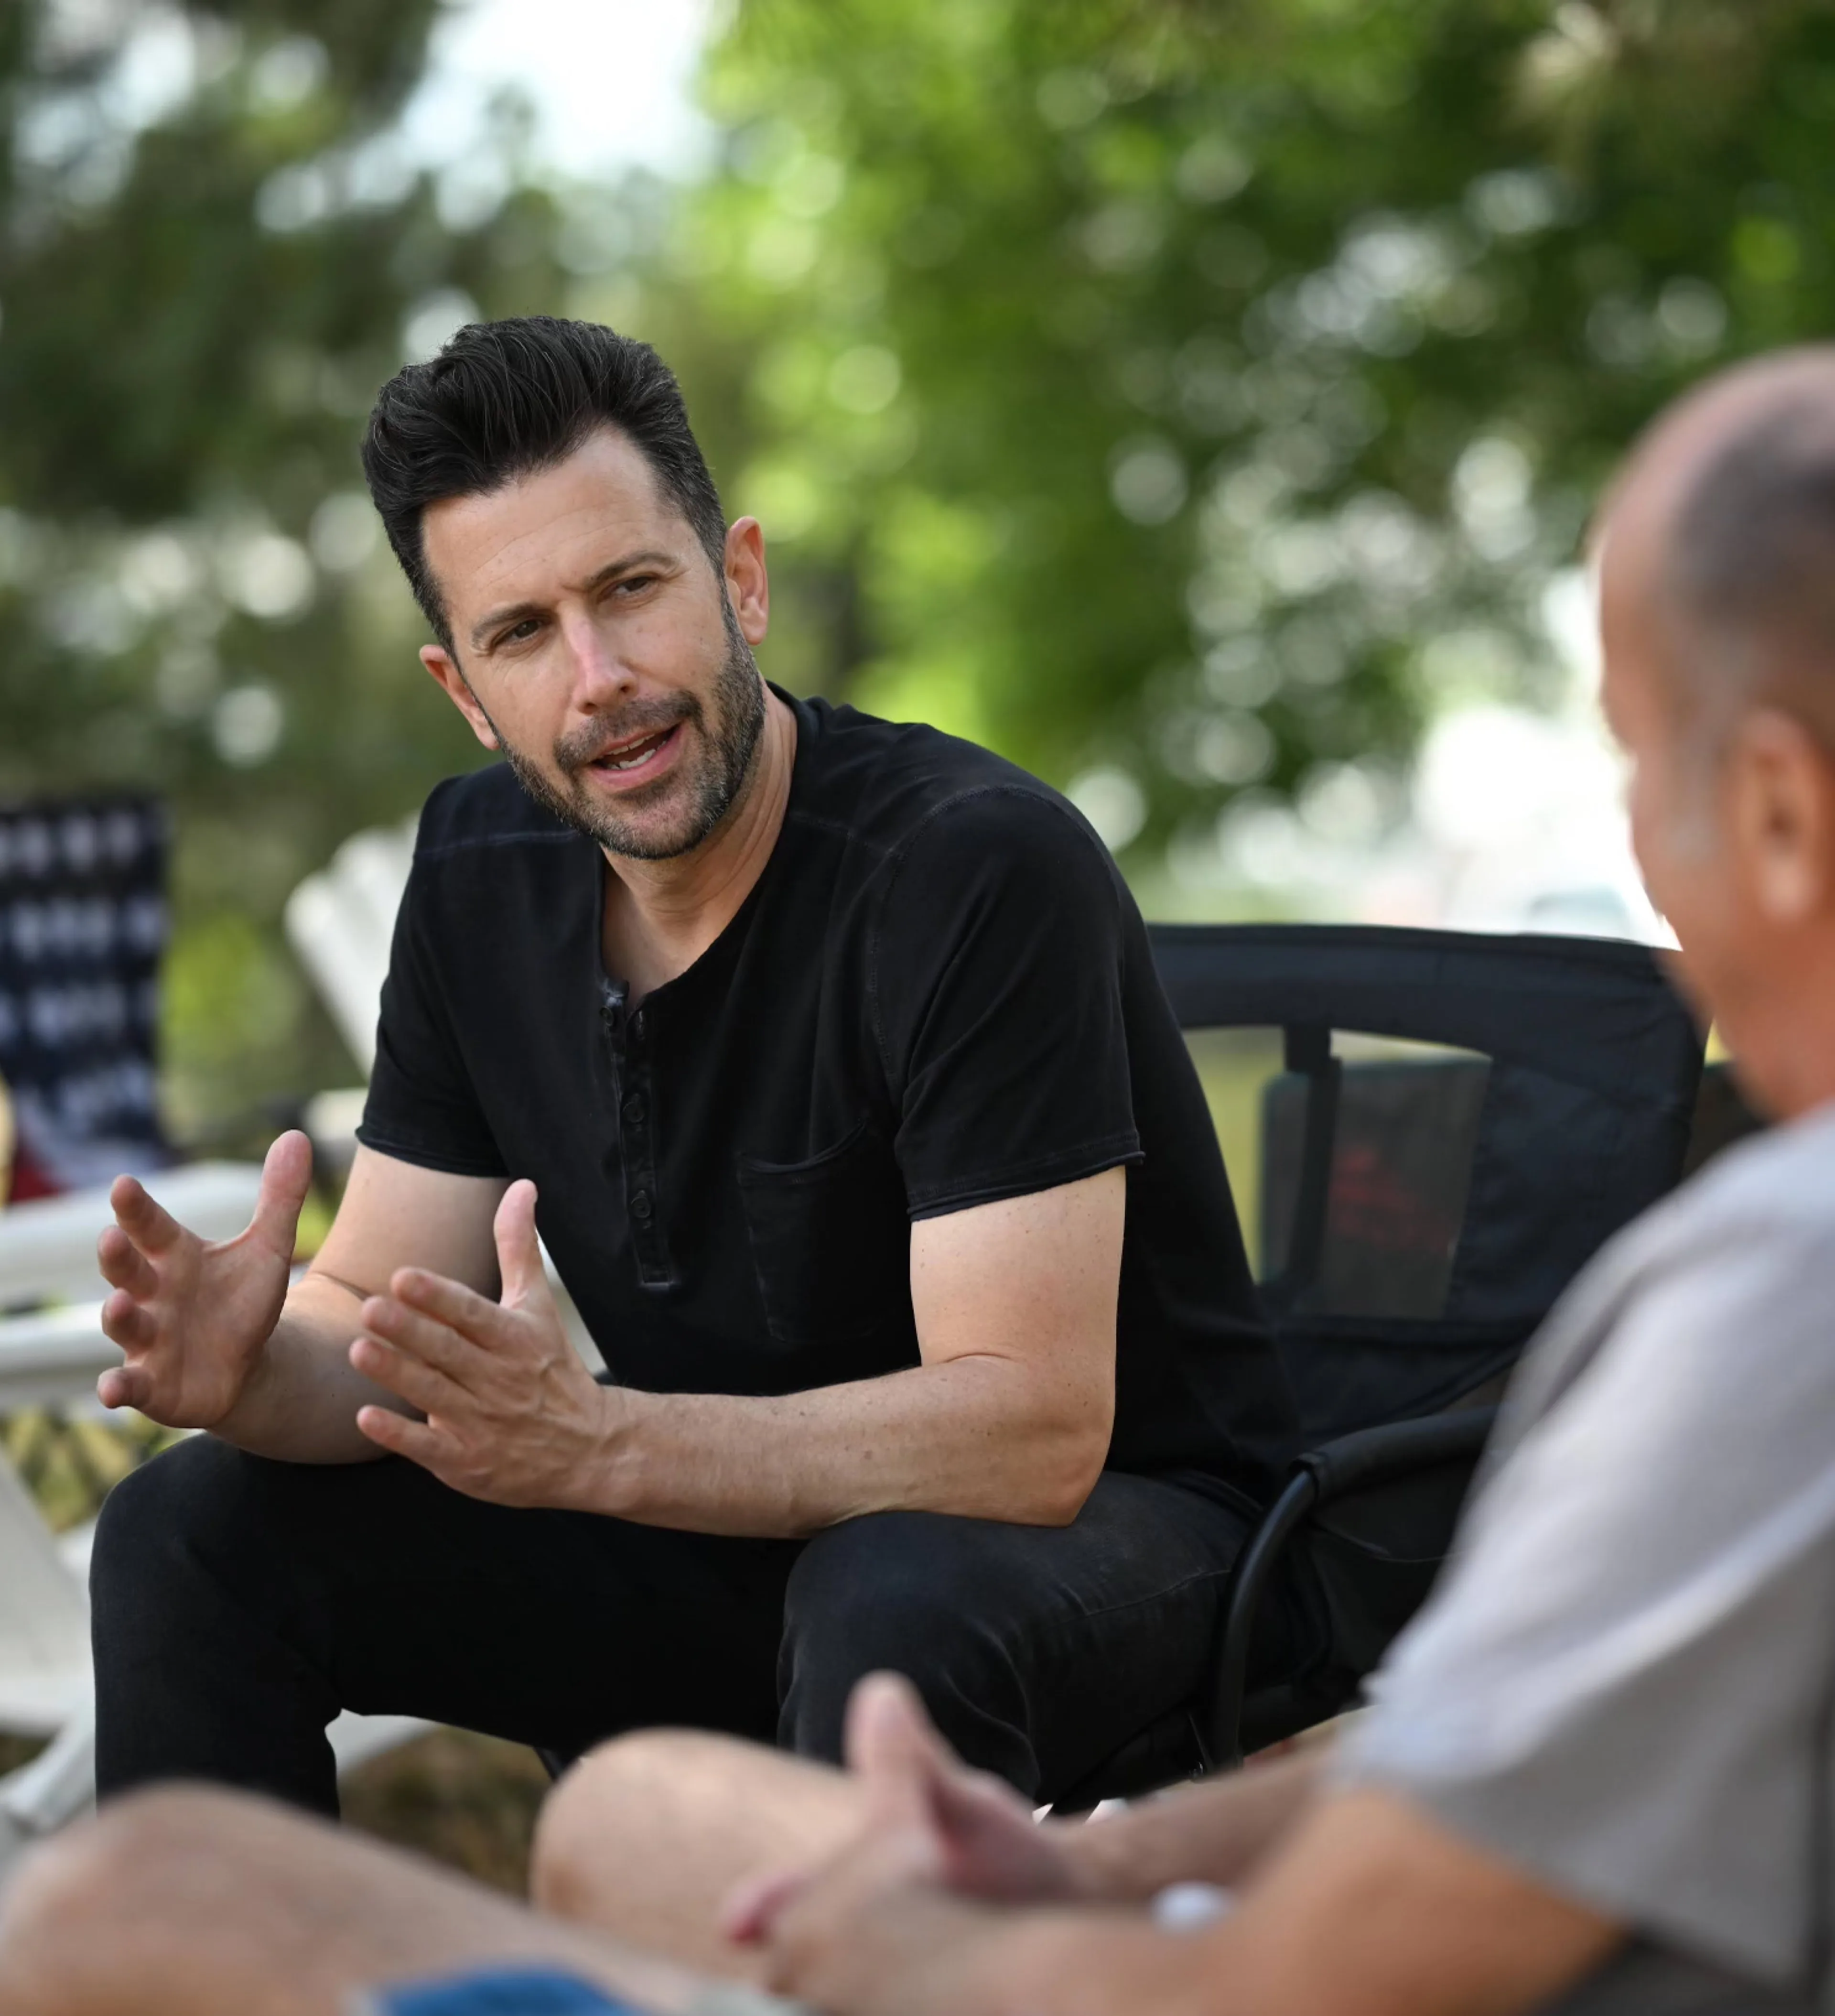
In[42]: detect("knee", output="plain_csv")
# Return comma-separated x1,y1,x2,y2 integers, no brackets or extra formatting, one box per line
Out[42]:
90,1436,274,1603
784,1514,1002,1678
531,1729,757,1916
93,1437,225,1577
779,1517,1034,1774
0,1819,107,1970
0,1788,243,1990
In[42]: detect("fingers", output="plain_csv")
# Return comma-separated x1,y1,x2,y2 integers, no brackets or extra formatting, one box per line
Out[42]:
96,1225,156,1297
843,1676,953,1847
99,1289,153,1351
722,1866,810,1947
97,1362,151,1412
108,1173,182,1256
928,1756,1027,1841
348,1333,467,1418
492,1180,550,1310
355,1404,455,1473
359,1293,485,1379
389,1267,506,1346
251,1129,314,1252
845,1672,947,1784
727,1678,947,1955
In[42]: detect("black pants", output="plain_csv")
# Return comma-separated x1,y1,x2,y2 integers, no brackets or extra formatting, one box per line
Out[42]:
90,1438,1257,1815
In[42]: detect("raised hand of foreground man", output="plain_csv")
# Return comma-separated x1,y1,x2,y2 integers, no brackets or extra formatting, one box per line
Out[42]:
96,1129,313,1429
726,1674,1023,2016
725,1673,1083,1951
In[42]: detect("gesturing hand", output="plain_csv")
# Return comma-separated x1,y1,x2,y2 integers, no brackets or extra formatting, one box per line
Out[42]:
725,1671,1082,1952
96,1130,313,1429
731,1674,1041,2015
349,1179,616,1510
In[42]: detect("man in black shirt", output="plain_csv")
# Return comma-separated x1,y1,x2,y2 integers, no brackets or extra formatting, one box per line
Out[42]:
88,317,1296,1813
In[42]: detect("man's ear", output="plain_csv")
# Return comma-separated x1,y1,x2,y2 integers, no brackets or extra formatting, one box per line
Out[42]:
420,644,500,751
1727,707,1835,925
724,517,770,647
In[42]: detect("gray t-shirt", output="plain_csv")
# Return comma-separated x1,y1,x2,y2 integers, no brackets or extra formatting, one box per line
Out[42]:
1338,1102,1835,2014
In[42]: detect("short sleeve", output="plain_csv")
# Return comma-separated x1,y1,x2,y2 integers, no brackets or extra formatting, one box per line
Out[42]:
355,861,507,1179
871,787,1142,1219
1335,1216,1835,1989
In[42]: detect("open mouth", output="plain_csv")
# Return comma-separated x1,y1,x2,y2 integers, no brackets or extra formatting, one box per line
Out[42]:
585,722,682,783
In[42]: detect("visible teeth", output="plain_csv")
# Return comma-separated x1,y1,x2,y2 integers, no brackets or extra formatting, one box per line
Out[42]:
601,732,667,771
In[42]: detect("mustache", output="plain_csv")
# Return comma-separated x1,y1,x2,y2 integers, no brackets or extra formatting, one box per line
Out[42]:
555,695,699,775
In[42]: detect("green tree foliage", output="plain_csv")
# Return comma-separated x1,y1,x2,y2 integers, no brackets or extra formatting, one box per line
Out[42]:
0,0,569,1122
623,0,1835,872
7,0,1835,1124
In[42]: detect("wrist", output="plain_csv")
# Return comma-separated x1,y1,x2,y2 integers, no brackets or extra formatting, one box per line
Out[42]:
210,1327,282,1438
1055,1810,1160,1904
576,1382,652,1518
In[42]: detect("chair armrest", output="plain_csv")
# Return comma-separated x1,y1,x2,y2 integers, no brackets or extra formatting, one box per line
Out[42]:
1201,1405,1500,1772
1298,1406,1499,1505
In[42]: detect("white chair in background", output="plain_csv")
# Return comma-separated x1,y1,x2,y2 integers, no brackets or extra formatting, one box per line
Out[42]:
0,1449,426,1878
284,821,417,1080
0,1146,429,1874
0,807,633,1875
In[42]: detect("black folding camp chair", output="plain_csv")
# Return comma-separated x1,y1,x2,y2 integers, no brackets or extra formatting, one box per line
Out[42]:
1050,922,1706,1809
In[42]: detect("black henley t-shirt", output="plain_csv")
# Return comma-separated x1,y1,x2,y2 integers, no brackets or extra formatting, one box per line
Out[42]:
357,689,1298,1511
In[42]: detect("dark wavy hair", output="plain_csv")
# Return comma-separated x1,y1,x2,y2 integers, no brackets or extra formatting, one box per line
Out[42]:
360,316,727,652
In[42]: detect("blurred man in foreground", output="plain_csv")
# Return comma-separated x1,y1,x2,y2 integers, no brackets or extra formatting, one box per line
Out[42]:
7,348,1835,2016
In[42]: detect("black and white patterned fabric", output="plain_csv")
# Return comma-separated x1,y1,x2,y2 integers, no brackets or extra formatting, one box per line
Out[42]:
0,797,169,1190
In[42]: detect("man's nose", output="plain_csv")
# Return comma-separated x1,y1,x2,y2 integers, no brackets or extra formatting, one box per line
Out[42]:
557,607,633,703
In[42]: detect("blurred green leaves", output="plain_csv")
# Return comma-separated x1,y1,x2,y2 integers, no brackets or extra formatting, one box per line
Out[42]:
8,0,1835,1124
626,0,1835,880
0,0,567,1119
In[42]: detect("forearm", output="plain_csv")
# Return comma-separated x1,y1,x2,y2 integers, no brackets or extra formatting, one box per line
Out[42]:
212,1271,410,1463
950,1908,1226,2016
782,1784,1620,2016
781,1893,1226,2016
585,1357,1108,1537
1059,1751,1327,1901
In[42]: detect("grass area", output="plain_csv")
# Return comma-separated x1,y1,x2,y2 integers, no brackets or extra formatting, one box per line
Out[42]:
0,1733,45,1776
1,1412,178,1532
341,1729,554,1895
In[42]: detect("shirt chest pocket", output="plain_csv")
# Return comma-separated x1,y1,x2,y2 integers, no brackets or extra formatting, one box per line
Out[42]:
736,1119,912,1353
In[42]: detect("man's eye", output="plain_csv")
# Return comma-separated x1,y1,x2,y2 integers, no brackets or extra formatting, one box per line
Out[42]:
615,574,658,596
500,618,542,646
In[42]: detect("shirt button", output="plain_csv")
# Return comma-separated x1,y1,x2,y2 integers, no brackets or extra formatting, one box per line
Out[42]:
629,1189,654,1222
622,1095,646,1126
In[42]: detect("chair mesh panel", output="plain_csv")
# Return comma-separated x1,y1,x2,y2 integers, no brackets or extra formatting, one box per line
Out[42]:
1262,1054,1491,1320
1152,923,1705,1447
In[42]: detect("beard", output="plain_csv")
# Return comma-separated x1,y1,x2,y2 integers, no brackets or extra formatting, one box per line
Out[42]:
485,604,768,862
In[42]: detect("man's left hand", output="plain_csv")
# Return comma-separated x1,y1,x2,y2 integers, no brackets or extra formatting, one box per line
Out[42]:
734,1675,1034,2016
349,1179,619,1509
760,1837,1005,2016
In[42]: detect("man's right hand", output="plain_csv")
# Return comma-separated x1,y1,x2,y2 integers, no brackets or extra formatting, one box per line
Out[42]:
723,1673,1088,1951
96,1129,314,1430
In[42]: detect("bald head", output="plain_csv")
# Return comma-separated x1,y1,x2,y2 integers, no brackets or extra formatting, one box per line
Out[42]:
1603,347,1835,747
1597,351,1835,1122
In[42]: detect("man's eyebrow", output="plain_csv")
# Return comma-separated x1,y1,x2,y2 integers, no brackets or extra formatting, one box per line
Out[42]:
468,550,680,651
